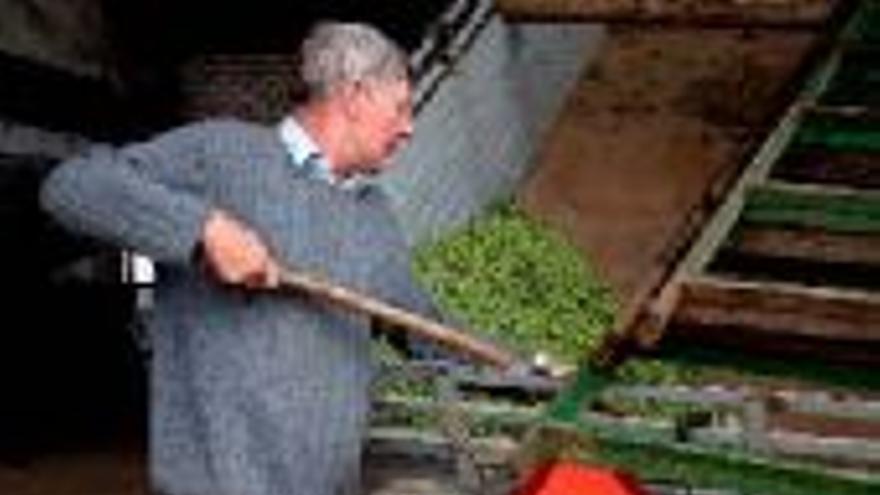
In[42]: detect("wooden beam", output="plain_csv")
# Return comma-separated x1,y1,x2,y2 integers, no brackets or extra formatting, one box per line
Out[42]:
497,0,834,29
673,275,880,342
663,321,880,366
732,225,880,265
771,146,880,190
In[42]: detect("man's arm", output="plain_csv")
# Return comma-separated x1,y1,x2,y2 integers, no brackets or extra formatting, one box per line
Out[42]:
41,122,279,286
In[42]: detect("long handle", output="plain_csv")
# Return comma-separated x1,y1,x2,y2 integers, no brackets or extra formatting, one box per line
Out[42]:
277,269,516,370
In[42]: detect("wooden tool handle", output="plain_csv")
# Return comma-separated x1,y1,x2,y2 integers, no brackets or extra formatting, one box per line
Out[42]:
277,269,516,370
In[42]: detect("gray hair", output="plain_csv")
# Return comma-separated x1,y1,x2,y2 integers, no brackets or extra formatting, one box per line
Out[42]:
299,22,409,98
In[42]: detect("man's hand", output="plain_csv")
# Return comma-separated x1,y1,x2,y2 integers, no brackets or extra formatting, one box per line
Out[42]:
199,210,280,288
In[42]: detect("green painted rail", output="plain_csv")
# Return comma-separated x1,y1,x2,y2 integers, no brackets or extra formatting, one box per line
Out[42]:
742,184,880,234
543,363,612,424
793,115,880,152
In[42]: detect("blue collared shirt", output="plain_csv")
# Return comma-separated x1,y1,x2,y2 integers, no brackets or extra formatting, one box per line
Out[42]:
278,116,363,190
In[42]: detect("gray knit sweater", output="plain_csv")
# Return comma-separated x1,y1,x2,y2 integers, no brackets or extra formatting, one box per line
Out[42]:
40,119,438,495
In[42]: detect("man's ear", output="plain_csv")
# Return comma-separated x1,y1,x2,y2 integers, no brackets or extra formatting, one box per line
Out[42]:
338,82,367,121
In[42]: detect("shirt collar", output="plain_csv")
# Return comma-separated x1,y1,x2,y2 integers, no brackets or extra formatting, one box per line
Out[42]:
278,115,329,176
277,115,366,190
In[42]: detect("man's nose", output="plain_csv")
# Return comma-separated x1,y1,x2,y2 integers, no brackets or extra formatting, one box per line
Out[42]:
398,113,413,140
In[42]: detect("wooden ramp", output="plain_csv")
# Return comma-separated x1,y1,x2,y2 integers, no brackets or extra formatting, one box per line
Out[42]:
626,0,880,366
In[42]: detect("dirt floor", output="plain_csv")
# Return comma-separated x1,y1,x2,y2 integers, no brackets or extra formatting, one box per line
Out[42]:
0,438,463,495
0,435,147,495
0,24,821,495
519,25,815,313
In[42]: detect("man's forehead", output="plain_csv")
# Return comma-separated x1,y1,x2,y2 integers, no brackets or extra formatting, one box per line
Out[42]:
370,77,411,95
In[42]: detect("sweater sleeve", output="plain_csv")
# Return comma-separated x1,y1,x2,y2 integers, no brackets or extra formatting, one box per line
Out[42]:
40,123,216,266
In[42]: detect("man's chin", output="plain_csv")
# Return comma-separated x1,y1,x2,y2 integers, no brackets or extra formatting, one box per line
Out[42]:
365,159,392,175
362,166,385,177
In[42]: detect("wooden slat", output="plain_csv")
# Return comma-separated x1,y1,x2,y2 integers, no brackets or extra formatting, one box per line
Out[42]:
732,225,880,265
673,275,880,342
771,146,880,190
769,431,880,465
496,0,832,28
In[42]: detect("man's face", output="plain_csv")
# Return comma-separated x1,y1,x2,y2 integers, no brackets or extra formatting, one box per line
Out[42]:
346,77,413,174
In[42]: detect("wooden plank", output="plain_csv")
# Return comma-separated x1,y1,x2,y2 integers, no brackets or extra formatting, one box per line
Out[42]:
770,411,880,440
496,0,832,28
769,431,880,465
779,391,880,422
664,322,880,366
673,275,880,342
608,385,880,422
732,225,880,265
770,146,880,190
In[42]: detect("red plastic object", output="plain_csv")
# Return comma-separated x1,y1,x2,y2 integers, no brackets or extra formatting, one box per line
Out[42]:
513,461,651,495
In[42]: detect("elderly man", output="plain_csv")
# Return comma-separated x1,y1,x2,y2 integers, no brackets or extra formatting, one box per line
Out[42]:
41,22,435,495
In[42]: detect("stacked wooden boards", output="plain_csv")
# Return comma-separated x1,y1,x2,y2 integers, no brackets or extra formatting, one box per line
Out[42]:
634,0,880,366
